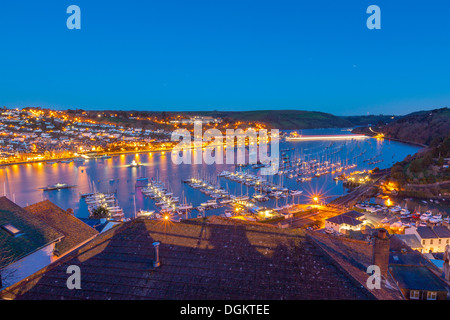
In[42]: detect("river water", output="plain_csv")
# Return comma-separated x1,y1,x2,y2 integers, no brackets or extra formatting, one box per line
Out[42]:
0,128,421,219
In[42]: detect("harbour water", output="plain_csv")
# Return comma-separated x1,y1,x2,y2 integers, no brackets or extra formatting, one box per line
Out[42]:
0,128,421,219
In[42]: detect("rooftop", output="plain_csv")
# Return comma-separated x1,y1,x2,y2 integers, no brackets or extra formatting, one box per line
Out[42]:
396,234,423,249
24,200,98,256
389,253,428,266
389,265,448,292
416,226,450,239
1,216,377,300
308,231,403,300
326,211,364,227
343,210,365,219
0,197,63,267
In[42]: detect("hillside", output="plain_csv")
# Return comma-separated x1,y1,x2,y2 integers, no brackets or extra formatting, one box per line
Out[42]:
340,115,397,126
219,110,353,129
165,110,396,129
353,108,450,146
385,133,450,198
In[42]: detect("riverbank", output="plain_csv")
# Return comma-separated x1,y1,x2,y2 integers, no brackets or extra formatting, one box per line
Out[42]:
0,139,249,167
0,132,424,168
0,148,173,167
351,126,428,148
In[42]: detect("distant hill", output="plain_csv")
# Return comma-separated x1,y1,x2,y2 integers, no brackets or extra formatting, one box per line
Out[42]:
354,108,450,146
87,108,402,130
168,110,397,130
222,110,352,129
340,115,397,126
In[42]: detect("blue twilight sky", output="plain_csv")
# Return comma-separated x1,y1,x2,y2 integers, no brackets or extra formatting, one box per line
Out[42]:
0,0,449,115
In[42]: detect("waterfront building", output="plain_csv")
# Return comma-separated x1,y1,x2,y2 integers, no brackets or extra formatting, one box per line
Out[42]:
324,210,365,233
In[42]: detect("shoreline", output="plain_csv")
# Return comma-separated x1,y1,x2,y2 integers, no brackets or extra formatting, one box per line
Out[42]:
351,126,428,148
383,137,428,148
0,148,174,167
0,132,424,168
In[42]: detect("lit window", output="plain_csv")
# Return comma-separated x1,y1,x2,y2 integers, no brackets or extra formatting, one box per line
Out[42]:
410,290,420,300
427,291,437,300
1,223,21,236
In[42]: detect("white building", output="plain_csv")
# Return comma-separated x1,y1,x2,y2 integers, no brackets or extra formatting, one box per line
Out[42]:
404,226,450,253
324,210,365,233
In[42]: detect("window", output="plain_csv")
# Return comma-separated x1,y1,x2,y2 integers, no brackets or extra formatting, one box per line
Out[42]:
410,290,420,300
447,239,449,244
422,240,426,245
430,240,433,245
1,223,21,237
439,239,441,245
427,291,437,300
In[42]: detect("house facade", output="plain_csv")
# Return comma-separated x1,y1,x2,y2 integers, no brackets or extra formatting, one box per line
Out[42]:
404,226,450,253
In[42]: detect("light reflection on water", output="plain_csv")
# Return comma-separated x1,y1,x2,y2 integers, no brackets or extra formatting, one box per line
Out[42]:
0,128,421,219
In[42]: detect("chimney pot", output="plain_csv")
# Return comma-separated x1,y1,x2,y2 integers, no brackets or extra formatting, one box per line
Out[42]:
152,241,161,268
378,229,387,239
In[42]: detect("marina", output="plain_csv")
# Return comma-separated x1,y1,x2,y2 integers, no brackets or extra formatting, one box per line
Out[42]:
0,128,423,221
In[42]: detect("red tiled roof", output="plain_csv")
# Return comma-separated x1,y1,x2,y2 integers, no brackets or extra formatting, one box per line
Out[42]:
1,217,376,300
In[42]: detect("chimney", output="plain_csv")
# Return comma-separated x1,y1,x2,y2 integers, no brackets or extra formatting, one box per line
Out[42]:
444,245,450,281
66,208,74,215
372,229,390,277
153,242,161,268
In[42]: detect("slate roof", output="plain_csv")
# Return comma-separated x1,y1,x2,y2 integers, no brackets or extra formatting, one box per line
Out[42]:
433,226,450,238
308,231,403,300
0,216,376,300
343,210,365,219
396,234,423,249
390,253,427,266
0,197,63,267
326,212,364,227
24,201,98,256
416,226,450,239
389,265,448,292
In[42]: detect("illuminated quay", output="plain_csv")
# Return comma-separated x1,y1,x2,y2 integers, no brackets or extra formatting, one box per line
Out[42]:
285,132,369,141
